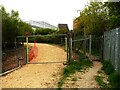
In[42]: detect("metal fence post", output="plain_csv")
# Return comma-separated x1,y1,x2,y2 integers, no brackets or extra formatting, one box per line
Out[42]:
67,37,69,63
101,35,104,60
15,38,17,49
65,37,67,51
83,37,87,58
89,35,92,60
26,36,28,64
69,38,72,63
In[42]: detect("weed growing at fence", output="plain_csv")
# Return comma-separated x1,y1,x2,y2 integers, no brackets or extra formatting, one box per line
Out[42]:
101,60,114,75
109,71,120,88
95,76,108,88
58,53,93,88
101,60,120,88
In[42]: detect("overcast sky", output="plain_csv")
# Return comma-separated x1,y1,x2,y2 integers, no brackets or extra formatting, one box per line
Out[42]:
0,0,94,29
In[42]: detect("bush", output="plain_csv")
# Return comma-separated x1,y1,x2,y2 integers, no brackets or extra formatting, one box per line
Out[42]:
32,34,64,44
95,76,108,88
35,28,56,35
109,71,120,88
101,60,120,88
101,60,114,75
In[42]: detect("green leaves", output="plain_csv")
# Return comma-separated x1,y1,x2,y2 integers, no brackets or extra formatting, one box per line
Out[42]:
75,2,120,36
35,28,56,35
1,6,33,49
95,76,108,88
81,3,103,35
101,60,120,88
104,2,120,30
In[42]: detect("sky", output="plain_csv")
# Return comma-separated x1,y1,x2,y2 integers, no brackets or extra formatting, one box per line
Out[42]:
0,0,91,29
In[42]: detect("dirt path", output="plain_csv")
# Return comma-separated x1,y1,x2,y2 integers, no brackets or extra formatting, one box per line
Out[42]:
1,43,66,88
1,43,103,88
29,43,66,63
62,61,102,88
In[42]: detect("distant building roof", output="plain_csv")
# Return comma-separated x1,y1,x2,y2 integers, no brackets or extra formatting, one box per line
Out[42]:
26,20,57,30
57,24,69,31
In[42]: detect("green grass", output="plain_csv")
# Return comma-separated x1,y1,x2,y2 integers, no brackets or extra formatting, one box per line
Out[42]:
101,60,120,88
58,53,93,88
71,77,77,81
95,76,108,88
101,60,114,75
109,71,120,88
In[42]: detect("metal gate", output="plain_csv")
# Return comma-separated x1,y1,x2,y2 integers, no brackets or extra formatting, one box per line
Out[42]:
16,34,72,64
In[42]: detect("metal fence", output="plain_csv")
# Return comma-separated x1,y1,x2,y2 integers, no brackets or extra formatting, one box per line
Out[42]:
91,35,103,59
2,46,26,73
72,35,103,61
103,28,120,74
72,36,90,60
73,28,120,74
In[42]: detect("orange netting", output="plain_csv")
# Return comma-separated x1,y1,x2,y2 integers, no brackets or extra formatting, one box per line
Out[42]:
28,41,38,62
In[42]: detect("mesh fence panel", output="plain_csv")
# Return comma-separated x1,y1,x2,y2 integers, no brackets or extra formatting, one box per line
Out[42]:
73,35,103,61
91,36,103,58
72,36,90,60
2,46,26,73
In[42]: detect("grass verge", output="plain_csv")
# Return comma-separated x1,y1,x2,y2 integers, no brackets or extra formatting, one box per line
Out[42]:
58,53,93,88
101,60,120,88
95,75,108,88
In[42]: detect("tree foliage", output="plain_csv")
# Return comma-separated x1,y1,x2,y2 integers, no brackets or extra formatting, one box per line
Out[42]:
104,2,120,30
75,2,120,36
76,2,108,36
35,28,56,35
1,6,33,49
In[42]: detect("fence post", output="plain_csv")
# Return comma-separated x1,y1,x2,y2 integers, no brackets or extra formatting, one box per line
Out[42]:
84,37,87,58
65,37,67,51
101,35,104,60
69,38,72,63
115,28,119,71
26,36,28,64
67,36,69,63
15,38,17,49
89,35,92,60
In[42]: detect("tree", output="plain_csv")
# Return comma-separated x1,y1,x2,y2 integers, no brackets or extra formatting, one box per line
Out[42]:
1,6,33,49
17,21,33,36
76,2,108,36
104,2,120,29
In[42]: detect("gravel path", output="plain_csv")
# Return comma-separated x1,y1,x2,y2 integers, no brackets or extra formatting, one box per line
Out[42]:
1,43,66,88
